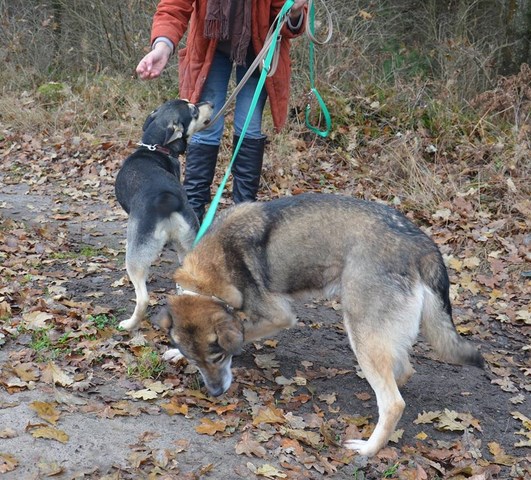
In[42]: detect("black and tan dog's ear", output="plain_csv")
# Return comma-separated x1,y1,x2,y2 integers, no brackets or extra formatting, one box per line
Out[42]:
152,307,173,333
163,122,184,145
142,108,159,131
214,311,244,355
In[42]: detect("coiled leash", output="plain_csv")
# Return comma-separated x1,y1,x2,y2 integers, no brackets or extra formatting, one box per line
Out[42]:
193,0,332,246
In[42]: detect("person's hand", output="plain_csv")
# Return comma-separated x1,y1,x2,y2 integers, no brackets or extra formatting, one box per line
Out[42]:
136,42,172,80
290,0,308,18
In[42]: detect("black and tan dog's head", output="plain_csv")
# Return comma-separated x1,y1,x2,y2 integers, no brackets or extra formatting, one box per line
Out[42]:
154,295,244,397
141,99,213,155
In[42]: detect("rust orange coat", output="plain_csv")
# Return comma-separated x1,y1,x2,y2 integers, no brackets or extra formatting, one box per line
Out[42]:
151,0,305,131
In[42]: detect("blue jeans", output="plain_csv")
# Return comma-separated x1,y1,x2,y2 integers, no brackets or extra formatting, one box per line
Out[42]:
190,50,268,145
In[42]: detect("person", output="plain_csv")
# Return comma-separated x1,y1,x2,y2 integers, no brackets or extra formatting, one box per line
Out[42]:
136,0,309,222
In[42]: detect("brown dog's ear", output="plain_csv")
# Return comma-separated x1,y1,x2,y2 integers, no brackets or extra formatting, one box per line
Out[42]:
214,310,244,355
152,307,173,333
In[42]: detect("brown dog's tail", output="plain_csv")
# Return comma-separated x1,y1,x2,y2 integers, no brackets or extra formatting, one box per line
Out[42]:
420,252,484,368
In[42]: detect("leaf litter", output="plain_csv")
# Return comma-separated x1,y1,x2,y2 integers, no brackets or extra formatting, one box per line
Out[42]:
0,85,530,478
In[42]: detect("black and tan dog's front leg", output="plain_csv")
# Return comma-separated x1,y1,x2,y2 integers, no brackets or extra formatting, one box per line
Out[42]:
242,294,297,343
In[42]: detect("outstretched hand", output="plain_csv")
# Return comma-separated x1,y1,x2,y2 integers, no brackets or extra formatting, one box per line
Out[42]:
136,42,172,80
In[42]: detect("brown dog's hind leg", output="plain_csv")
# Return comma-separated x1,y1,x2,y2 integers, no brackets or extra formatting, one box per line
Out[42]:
343,320,406,456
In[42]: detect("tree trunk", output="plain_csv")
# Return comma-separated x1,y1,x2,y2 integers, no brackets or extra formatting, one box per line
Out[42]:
501,0,531,73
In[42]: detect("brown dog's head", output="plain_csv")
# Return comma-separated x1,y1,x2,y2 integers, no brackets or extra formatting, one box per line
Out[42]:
154,295,244,397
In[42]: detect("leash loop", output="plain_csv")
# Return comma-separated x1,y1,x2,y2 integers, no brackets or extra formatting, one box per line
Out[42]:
304,0,333,45
304,0,332,137
305,87,331,138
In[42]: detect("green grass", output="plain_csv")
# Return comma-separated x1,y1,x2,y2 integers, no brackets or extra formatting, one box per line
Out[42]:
88,314,118,330
50,244,102,260
127,347,166,380
382,462,399,478
29,328,73,362
30,328,52,351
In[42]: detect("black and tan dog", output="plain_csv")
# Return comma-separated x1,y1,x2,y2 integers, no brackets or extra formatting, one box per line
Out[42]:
155,193,484,457
115,99,213,331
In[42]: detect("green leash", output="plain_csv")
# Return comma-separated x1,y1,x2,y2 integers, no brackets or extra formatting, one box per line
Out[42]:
194,0,331,246
305,0,332,137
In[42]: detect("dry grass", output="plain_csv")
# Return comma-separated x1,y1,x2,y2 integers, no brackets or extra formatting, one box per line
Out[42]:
0,1,529,220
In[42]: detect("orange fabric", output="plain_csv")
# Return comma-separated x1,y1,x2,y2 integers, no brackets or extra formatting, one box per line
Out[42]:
151,0,305,132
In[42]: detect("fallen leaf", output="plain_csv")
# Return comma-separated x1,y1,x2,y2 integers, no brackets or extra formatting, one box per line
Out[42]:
143,380,171,394
511,411,531,429
161,400,189,416
235,432,267,458
509,394,525,404
31,426,69,443
488,442,518,466
389,428,404,443
491,377,518,393
282,428,321,448
13,363,40,382
174,439,190,453
248,462,287,478
208,403,238,415
355,391,371,401
0,453,18,473
358,9,373,20
195,418,227,435
254,353,280,369
30,401,60,425
41,362,74,387
253,406,286,426
126,389,158,400
414,410,441,424
22,310,54,330
318,393,337,405
436,409,466,431
37,461,64,477
0,428,17,439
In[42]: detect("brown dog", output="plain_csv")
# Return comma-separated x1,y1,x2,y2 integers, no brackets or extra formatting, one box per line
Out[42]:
155,193,484,457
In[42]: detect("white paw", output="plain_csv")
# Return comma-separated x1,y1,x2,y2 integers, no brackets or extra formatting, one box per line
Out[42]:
162,348,184,362
119,318,139,331
343,439,378,457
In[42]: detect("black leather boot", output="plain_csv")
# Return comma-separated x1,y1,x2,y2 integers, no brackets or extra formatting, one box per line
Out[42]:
232,135,266,204
183,143,219,222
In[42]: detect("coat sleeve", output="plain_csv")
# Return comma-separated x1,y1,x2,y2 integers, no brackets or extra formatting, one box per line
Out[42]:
270,0,307,39
150,0,196,48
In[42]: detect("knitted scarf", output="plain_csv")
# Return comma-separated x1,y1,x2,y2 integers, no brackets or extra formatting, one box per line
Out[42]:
204,0,252,65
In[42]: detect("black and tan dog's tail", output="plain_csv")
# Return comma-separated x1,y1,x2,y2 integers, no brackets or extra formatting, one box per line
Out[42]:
420,252,484,368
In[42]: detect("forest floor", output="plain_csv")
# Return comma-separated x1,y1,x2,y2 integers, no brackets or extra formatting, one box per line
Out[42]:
0,85,530,480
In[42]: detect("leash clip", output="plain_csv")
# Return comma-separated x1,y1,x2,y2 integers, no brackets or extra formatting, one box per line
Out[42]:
137,142,157,151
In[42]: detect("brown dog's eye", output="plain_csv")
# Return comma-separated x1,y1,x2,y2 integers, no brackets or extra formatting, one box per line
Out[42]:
210,353,225,364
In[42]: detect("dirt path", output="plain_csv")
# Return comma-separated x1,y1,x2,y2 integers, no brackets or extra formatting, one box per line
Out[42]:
1,148,529,479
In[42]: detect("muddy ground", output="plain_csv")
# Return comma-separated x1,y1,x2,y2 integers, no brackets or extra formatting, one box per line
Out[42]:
0,175,529,479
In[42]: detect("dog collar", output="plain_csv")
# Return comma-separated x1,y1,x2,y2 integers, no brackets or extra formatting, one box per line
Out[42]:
175,284,236,314
136,142,172,156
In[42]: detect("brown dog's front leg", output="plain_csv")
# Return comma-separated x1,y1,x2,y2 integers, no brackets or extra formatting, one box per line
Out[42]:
242,295,297,342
